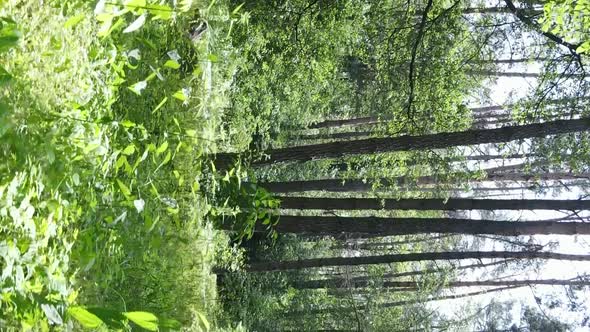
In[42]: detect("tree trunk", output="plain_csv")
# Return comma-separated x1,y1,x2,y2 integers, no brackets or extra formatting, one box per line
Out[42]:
462,7,542,15
293,259,515,289
298,131,373,141
245,251,590,272
294,286,523,315
278,197,590,211
295,278,590,290
257,171,586,193
468,70,543,78
271,215,590,236
308,116,379,129
333,234,452,250
215,118,590,166
472,57,550,65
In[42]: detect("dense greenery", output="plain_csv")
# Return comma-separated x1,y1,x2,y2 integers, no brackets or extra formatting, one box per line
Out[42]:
1,0,589,331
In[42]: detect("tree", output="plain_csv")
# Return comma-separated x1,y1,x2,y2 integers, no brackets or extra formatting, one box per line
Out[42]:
245,251,590,272
289,286,524,315
256,172,589,193
293,259,515,289
270,216,590,237
295,278,590,290
215,118,590,166
278,197,590,211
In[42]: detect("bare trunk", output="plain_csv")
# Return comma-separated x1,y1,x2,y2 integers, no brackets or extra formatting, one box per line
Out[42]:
294,286,523,315
245,251,590,272
271,215,590,236
257,171,586,193
468,70,542,78
308,117,379,129
295,278,590,290
215,118,590,167
278,197,590,211
292,259,515,289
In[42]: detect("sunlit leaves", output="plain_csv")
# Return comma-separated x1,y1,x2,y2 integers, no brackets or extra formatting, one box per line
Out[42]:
116,179,132,197
123,311,158,331
64,14,85,28
164,59,180,69
68,306,104,329
123,14,146,33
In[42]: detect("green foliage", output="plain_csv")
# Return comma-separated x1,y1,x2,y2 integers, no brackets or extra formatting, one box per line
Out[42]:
205,165,280,242
540,0,590,54
0,0,245,329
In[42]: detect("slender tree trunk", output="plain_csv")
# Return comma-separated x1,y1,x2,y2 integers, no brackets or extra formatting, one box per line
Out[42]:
472,57,550,65
245,251,590,272
257,170,586,193
271,215,590,236
468,70,543,78
278,197,590,211
333,235,452,250
293,259,515,289
294,286,523,315
470,98,580,116
295,278,590,290
215,118,590,167
462,7,542,15
308,117,379,129
326,153,534,174
298,131,373,141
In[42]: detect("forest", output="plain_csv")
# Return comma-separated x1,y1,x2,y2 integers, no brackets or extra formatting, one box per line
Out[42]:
1,0,589,331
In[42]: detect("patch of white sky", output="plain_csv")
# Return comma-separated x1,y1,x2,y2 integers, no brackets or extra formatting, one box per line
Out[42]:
429,5,590,330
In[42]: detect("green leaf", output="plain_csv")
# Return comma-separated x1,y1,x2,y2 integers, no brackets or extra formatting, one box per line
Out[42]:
64,14,85,28
172,89,187,101
207,53,218,62
196,311,210,331
122,144,136,155
116,179,132,197
121,119,136,128
152,96,168,114
156,141,168,155
576,41,590,54
164,59,180,69
85,307,125,329
68,306,104,329
128,80,147,95
232,2,245,15
160,150,171,166
0,65,12,86
0,30,19,52
123,311,158,331
123,14,147,33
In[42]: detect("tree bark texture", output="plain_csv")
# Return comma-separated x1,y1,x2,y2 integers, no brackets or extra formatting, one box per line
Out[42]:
271,215,590,236
216,118,590,166
278,197,590,211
